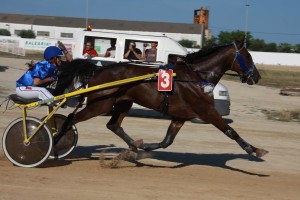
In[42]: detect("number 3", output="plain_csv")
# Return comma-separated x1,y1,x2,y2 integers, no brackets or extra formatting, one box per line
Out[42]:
161,71,170,88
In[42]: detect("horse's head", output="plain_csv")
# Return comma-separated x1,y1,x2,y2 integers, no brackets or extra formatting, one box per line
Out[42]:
230,39,261,85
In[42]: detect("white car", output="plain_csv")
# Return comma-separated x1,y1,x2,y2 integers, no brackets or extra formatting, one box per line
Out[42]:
212,82,230,116
128,82,230,120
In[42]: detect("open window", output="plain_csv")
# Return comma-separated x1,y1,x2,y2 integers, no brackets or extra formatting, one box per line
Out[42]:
83,36,117,58
124,39,158,62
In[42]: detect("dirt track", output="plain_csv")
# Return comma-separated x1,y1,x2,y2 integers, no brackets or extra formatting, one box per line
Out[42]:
0,57,300,200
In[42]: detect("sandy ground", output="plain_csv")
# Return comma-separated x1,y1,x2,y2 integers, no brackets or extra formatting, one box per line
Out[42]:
0,57,300,200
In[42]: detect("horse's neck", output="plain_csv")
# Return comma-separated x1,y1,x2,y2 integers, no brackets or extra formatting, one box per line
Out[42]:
192,50,233,85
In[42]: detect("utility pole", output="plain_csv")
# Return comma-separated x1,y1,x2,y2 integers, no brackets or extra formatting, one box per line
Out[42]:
245,0,250,47
85,0,89,29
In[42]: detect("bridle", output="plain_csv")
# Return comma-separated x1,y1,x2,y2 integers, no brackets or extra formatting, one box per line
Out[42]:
229,42,257,84
182,42,259,85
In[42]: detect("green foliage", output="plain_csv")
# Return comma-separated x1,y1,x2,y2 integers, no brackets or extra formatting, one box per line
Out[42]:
262,43,278,52
248,39,266,51
178,39,194,48
218,30,252,45
292,44,300,53
278,43,292,53
204,36,218,48
0,29,11,36
17,30,36,38
180,30,299,53
210,30,300,53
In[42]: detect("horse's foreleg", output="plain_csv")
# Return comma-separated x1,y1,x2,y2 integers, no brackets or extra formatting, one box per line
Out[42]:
106,101,141,151
139,120,185,151
204,108,268,158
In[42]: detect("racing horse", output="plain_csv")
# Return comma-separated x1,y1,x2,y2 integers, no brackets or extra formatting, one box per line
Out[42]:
61,39,268,158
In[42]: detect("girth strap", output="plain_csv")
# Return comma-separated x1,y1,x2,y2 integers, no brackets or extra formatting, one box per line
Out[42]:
161,93,169,115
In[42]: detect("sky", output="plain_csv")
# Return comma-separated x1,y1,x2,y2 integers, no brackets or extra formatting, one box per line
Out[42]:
1,0,299,45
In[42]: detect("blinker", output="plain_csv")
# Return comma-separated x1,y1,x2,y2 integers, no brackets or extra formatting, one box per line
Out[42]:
236,54,247,72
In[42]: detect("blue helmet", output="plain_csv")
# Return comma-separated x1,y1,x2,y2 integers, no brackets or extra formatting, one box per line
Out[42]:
44,46,63,60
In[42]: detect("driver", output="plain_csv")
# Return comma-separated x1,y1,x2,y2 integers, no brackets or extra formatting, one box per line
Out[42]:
16,46,69,104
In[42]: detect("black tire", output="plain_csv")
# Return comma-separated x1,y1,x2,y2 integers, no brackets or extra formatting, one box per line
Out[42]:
2,117,52,168
42,114,78,159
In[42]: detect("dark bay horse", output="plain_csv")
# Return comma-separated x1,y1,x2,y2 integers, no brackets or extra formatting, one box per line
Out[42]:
62,40,268,158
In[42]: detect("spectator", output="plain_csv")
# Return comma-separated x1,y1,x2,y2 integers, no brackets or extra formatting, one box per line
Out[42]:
105,39,116,58
144,42,157,62
83,41,98,58
124,41,142,60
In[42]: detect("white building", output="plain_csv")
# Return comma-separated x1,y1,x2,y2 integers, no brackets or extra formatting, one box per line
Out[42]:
0,13,204,47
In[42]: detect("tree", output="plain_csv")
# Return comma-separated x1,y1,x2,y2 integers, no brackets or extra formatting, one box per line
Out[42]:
0,29,11,36
178,39,194,48
263,43,277,52
292,44,300,53
204,36,218,48
277,43,292,53
218,30,252,45
18,30,36,38
248,39,266,51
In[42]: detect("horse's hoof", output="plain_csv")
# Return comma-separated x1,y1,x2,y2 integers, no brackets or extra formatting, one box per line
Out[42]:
139,144,149,151
122,150,138,161
133,139,144,148
255,148,269,158
129,146,138,153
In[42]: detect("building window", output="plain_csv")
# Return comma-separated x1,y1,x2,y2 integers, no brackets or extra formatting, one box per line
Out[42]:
61,33,73,38
37,31,50,37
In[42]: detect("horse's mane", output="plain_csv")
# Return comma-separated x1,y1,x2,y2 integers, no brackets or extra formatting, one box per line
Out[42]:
54,60,137,94
52,59,99,95
184,43,232,63
66,59,98,85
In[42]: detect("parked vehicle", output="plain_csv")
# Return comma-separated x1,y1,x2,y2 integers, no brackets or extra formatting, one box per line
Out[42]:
72,30,187,65
72,30,230,117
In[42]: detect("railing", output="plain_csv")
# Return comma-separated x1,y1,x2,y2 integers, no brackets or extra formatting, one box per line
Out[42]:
0,41,25,56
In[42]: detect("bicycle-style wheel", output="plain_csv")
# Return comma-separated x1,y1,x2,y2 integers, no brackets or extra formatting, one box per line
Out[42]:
43,114,78,159
2,117,52,168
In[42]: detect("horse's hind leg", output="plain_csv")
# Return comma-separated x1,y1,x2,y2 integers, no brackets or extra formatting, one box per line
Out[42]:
55,98,115,144
204,108,268,158
139,119,185,151
106,100,142,151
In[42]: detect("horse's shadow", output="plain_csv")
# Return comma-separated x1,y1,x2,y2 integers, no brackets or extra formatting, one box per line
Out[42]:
137,151,268,176
0,66,8,72
44,145,268,177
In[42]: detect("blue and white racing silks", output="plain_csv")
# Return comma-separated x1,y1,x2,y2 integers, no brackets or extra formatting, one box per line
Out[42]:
16,60,58,87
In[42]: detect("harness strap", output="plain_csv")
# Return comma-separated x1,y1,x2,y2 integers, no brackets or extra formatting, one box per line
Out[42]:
0,96,16,112
161,93,169,115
